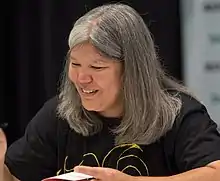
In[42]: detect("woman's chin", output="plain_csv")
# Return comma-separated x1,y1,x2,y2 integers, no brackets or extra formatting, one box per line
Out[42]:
82,104,100,112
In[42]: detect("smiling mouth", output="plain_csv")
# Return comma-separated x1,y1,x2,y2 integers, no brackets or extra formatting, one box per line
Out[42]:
79,88,99,95
82,89,98,93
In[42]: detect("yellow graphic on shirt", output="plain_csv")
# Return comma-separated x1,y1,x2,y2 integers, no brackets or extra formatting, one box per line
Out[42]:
58,143,149,176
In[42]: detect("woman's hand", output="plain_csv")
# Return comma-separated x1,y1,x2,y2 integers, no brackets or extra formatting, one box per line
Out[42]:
74,166,136,181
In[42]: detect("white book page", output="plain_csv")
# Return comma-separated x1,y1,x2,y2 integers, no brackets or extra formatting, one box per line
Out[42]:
42,172,94,181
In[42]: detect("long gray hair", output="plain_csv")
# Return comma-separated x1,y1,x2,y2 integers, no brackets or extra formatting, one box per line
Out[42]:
57,3,190,145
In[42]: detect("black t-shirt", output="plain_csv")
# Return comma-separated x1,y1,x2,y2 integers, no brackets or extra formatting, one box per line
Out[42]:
5,93,220,181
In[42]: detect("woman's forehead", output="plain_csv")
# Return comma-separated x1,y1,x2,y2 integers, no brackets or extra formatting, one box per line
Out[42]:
69,43,117,64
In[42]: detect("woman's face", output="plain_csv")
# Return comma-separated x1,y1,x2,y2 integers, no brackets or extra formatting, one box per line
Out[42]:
68,43,123,118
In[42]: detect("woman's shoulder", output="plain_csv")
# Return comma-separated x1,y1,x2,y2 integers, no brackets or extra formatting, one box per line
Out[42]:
165,90,215,139
166,90,210,134
29,95,69,131
162,91,220,173
168,90,206,116
43,95,59,110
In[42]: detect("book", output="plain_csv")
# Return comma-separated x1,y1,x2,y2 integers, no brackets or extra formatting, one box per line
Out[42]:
42,172,94,181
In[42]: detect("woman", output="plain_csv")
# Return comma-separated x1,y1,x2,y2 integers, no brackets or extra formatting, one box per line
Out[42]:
1,3,220,181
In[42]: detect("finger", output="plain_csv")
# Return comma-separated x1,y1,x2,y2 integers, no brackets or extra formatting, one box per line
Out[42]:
0,129,7,160
0,129,7,145
74,166,103,179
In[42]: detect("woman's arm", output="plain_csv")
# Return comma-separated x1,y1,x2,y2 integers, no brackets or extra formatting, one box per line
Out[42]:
137,160,220,181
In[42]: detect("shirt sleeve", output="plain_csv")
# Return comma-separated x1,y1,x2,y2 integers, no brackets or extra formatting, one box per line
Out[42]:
174,105,220,172
5,97,59,181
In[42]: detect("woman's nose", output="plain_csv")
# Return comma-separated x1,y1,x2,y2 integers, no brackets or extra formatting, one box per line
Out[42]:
77,72,93,84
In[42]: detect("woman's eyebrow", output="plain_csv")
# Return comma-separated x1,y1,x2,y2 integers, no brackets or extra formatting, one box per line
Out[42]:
70,56,108,64
69,56,77,60
93,59,108,64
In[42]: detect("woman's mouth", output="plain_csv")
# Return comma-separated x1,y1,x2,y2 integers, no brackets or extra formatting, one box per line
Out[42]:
81,89,98,93
79,88,99,97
